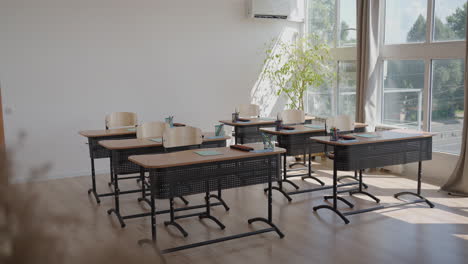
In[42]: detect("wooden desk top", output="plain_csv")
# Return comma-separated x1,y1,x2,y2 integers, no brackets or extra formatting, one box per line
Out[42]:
99,132,230,150
310,129,436,146
260,123,368,135
220,115,316,127
79,128,136,138
129,143,286,169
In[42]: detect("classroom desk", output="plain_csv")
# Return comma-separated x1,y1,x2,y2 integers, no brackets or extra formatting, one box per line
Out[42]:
260,123,368,201
99,132,230,228
219,115,316,144
311,129,435,224
79,128,137,203
129,144,285,254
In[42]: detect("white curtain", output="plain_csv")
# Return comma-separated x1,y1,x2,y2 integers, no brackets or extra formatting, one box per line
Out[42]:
441,7,468,195
355,0,381,131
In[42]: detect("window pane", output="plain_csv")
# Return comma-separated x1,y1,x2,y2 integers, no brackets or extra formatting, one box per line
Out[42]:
431,59,465,155
307,62,335,117
383,60,425,129
307,92,333,117
339,0,357,47
433,0,467,42
338,61,356,119
385,0,427,44
307,0,336,46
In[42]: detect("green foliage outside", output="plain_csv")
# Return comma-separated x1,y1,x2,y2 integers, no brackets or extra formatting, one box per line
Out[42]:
398,3,466,122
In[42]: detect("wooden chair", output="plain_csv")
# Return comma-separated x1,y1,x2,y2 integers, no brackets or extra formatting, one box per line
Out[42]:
163,126,203,149
238,104,260,118
105,112,138,129
136,122,166,139
162,126,227,237
280,109,305,125
325,115,354,133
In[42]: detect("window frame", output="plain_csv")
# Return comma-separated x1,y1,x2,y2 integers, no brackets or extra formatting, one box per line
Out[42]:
378,0,466,154
304,0,357,118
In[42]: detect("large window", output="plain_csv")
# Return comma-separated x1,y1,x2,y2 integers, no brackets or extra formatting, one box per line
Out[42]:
380,0,466,155
431,59,465,153
382,60,425,130
306,0,357,118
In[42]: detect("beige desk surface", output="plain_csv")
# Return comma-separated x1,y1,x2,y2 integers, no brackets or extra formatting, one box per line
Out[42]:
129,143,286,169
220,115,316,127
79,128,136,138
310,129,436,146
99,132,230,150
259,123,367,135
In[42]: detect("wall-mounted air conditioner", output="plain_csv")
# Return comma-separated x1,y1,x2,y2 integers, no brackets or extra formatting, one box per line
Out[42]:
248,0,290,20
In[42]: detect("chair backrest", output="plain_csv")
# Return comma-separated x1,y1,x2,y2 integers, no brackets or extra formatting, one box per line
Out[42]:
137,122,166,139
326,115,355,132
105,112,137,129
162,126,203,149
238,104,260,118
280,109,305,125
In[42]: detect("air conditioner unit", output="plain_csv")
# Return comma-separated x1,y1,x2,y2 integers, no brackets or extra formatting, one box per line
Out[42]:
249,0,290,20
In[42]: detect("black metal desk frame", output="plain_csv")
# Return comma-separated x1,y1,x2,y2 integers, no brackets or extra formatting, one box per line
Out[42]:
136,153,284,254
313,136,435,224
105,139,229,228
262,128,366,202
86,134,136,204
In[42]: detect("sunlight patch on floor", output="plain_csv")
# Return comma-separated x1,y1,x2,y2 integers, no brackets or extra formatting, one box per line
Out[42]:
381,207,468,224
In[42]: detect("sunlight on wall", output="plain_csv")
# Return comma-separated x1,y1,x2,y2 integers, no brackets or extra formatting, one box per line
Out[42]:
250,26,298,117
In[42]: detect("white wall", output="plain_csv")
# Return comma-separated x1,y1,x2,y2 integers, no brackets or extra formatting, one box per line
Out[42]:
0,0,299,180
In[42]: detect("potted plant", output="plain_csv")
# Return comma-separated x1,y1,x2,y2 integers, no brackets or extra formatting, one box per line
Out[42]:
262,34,334,111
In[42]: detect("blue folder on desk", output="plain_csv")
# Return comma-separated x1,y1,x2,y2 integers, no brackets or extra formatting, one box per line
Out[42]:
337,139,359,143
195,150,223,156
304,125,324,129
127,128,137,132
251,149,275,153
205,136,226,140
354,134,379,138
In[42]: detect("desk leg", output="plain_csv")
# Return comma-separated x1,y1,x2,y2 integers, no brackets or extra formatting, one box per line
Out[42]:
234,127,238,145
138,168,151,206
417,161,422,195
164,198,188,237
349,170,380,203
151,192,156,241
301,151,325,186
249,156,284,238
281,153,300,190
337,170,369,189
87,157,102,204
313,159,350,224
394,161,434,208
108,156,115,188
264,153,292,202
107,172,126,228
137,191,157,247
208,179,230,211
199,183,226,230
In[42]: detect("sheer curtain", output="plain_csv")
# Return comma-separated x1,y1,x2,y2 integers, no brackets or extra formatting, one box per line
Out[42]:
441,8,468,195
355,0,380,130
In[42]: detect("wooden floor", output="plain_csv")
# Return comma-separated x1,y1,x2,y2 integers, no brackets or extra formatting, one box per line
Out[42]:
27,162,468,264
